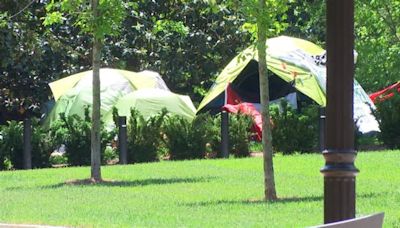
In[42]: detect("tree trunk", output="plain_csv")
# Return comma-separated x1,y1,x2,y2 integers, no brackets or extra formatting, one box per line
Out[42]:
91,0,102,182
257,0,277,201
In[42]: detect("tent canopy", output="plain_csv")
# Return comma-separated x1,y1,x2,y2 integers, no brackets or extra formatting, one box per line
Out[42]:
197,36,327,112
49,68,169,101
44,68,195,128
102,89,196,125
198,36,379,134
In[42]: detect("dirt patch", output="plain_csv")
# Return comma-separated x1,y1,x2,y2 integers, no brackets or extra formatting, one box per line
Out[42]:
250,152,263,157
64,178,117,185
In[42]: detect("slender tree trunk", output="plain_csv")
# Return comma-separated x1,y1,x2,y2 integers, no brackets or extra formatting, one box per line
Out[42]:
257,0,277,201
91,0,102,181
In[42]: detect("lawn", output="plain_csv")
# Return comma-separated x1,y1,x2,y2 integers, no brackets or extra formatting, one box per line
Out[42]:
0,150,399,227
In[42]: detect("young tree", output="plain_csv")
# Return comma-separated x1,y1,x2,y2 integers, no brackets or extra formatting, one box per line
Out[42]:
230,0,289,201
44,0,127,182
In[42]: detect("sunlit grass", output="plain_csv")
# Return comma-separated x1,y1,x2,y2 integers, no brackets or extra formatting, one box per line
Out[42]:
0,150,398,227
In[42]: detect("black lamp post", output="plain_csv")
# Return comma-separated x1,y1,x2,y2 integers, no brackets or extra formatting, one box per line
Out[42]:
321,0,358,223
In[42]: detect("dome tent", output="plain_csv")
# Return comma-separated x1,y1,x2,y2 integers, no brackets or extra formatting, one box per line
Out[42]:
44,68,195,128
102,89,196,125
198,36,379,134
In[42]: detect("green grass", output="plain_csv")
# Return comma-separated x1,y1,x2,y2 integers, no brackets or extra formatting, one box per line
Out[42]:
1,151,399,227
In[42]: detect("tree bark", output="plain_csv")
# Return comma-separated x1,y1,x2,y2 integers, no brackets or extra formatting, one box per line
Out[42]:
257,0,277,201
91,0,102,182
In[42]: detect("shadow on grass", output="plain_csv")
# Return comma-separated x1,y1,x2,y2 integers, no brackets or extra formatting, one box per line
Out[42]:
180,195,323,207
6,176,217,191
180,192,386,207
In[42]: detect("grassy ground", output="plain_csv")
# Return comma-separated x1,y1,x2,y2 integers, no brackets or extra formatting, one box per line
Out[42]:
0,150,399,227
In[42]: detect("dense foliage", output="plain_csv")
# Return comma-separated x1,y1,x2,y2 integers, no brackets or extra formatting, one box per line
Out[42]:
228,113,253,157
270,101,319,154
49,108,114,166
373,92,400,149
163,114,213,160
126,108,166,163
0,119,52,170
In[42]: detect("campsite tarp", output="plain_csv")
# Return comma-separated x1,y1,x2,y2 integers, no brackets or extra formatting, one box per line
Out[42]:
44,68,195,128
49,68,169,101
198,36,379,134
102,89,196,125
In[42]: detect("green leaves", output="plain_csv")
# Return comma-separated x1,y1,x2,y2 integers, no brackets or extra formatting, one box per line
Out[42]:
43,11,64,26
233,0,290,40
355,0,400,92
44,0,127,40
153,20,189,37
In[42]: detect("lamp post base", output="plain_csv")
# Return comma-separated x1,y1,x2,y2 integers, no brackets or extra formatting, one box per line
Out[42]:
321,150,358,224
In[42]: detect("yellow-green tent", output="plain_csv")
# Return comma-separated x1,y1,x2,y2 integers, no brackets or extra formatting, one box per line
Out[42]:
44,68,196,128
197,36,326,112
198,36,379,134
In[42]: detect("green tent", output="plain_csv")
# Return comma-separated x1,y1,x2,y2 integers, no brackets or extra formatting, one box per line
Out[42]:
102,89,196,126
44,68,195,128
198,36,379,134
198,36,326,112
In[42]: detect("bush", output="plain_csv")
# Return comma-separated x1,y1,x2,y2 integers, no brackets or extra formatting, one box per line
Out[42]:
0,119,53,170
163,113,213,160
103,145,118,164
49,107,114,166
49,153,68,166
207,112,253,158
127,108,166,163
0,121,23,169
270,101,318,154
31,119,54,168
228,113,253,157
373,92,400,149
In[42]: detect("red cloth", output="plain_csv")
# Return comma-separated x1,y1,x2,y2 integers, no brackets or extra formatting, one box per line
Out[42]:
225,83,242,105
369,82,400,104
222,102,263,141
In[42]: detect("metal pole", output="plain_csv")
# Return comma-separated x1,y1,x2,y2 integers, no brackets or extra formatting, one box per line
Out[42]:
319,107,326,152
221,111,229,158
321,0,358,224
118,116,127,164
23,118,32,169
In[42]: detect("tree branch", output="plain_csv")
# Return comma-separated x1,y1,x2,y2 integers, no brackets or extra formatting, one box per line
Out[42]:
8,0,36,20
375,3,400,43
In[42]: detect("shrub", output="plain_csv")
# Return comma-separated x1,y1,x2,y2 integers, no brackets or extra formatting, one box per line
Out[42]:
0,119,53,170
373,92,400,149
31,119,53,168
205,114,221,157
49,113,91,166
49,107,113,166
228,113,253,157
163,113,213,160
49,153,68,166
270,101,318,154
207,112,253,158
127,108,166,163
103,145,118,164
0,121,23,169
